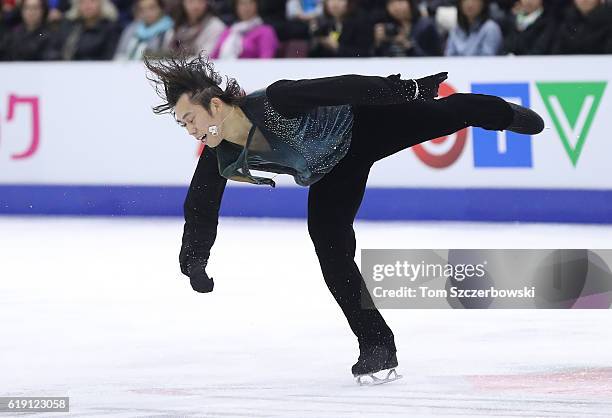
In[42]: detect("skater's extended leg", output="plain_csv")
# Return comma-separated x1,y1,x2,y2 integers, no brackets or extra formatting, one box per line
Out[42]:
307,151,395,351
351,93,541,162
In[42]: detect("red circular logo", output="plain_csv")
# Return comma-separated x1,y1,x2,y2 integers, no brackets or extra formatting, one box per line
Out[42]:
412,83,468,168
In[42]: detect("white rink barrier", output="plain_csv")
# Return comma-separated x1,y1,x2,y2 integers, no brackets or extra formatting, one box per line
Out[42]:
0,56,611,222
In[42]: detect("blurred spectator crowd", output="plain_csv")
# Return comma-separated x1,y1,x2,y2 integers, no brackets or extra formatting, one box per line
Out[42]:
1,0,611,60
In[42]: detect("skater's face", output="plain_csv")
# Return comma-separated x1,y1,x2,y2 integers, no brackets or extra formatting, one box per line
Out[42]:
574,0,600,15
174,93,226,148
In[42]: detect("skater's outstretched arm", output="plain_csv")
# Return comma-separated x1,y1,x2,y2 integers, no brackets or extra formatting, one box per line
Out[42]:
180,146,227,292
265,72,448,118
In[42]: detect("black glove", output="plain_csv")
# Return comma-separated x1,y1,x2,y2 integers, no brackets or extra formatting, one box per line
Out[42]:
415,72,448,100
188,263,215,293
179,231,214,293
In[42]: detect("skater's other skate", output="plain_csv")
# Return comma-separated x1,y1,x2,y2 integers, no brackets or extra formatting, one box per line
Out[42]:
505,102,545,135
352,344,402,385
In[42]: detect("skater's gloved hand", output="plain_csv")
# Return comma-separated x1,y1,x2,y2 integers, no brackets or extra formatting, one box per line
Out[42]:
181,251,215,293
179,239,214,293
183,259,214,293
415,72,448,100
189,264,214,293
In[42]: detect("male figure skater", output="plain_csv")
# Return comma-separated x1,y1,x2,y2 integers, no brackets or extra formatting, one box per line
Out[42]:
145,54,544,384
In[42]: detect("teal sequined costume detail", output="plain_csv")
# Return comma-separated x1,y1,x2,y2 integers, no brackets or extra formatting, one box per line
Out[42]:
215,89,354,187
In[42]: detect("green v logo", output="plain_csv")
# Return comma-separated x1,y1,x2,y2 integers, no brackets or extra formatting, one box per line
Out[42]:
536,82,607,166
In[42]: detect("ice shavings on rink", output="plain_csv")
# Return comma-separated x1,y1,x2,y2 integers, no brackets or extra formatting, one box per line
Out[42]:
1,217,611,417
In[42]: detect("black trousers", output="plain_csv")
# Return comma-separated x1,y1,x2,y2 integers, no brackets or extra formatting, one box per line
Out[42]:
306,94,513,351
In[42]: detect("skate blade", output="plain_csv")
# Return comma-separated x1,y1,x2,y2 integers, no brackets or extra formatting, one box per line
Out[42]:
355,368,402,386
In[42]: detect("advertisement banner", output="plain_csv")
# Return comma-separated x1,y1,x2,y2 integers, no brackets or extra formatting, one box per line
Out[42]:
0,57,611,221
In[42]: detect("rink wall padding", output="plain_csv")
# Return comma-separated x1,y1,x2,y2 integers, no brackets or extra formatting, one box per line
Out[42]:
1,185,612,223
1,57,612,223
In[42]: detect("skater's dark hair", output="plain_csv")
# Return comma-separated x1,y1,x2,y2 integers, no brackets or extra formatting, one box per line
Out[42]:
144,52,245,115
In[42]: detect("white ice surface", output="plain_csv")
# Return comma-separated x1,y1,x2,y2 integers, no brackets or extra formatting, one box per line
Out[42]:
1,217,611,417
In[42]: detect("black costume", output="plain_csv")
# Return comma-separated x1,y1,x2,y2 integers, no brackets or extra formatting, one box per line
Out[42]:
180,74,525,373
